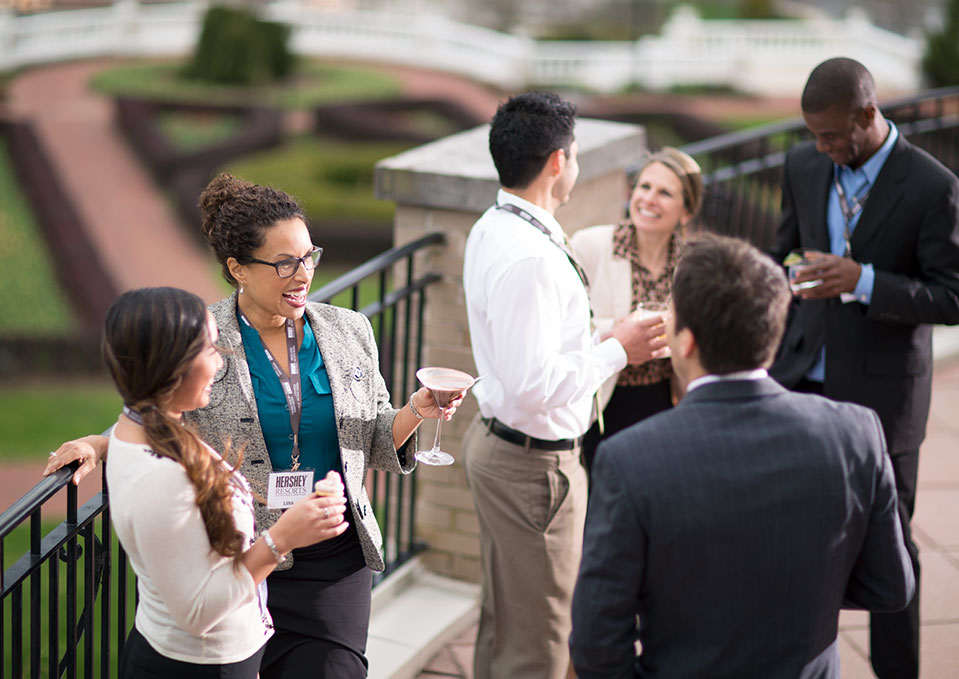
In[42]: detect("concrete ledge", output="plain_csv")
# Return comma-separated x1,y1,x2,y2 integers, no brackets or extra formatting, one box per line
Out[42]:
933,324,959,364
374,118,646,213
368,558,480,679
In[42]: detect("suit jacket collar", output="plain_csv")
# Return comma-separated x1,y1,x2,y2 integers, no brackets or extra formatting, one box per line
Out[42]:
806,135,913,256
679,376,786,406
849,135,911,255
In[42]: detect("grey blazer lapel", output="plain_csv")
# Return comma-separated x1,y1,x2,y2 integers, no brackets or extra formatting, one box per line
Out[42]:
211,293,256,408
305,303,361,449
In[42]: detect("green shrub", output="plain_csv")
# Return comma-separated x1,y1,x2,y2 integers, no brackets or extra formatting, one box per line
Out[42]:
923,0,959,87
185,5,294,86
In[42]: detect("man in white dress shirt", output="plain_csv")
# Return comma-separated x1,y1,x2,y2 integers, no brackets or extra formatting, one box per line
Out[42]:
462,91,660,679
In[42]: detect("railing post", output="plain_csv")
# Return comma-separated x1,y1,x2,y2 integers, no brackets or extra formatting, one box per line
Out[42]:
374,119,647,581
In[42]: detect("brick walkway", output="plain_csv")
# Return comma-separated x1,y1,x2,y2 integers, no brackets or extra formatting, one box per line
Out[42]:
6,60,226,305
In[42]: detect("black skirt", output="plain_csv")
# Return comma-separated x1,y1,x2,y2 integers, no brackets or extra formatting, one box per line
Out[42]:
581,379,673,475
260,523,372,679
120,626,266,679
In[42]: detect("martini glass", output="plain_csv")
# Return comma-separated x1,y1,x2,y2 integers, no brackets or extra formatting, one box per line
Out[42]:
415,367,476,466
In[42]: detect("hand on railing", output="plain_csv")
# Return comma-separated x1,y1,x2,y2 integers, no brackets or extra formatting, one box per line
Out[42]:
43,435,108,485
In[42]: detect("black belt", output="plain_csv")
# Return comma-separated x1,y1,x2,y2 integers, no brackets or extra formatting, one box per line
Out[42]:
482,417,581,451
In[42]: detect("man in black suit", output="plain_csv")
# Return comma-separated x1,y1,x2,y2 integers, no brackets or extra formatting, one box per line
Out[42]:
770,57,959,678
570,234,915,679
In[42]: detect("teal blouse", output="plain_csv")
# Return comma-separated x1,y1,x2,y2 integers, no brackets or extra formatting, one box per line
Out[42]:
239,316,342,476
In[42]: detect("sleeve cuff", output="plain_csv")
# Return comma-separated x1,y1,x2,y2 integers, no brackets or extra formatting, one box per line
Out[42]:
599,337,628,374
854,263,875,304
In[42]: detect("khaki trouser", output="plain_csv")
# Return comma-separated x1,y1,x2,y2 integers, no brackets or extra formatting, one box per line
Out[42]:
463,414,588,679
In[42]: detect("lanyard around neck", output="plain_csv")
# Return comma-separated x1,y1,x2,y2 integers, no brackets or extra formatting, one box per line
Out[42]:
495,202,591,290
238,308,304,471
833,174,871,257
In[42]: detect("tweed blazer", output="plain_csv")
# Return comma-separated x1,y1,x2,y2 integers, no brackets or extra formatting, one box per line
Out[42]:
183,292,416,572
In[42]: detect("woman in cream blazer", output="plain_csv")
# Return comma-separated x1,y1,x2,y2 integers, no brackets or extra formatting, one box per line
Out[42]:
571,148,703,473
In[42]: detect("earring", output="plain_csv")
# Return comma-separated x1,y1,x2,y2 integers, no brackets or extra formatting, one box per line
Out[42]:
239,284,244,295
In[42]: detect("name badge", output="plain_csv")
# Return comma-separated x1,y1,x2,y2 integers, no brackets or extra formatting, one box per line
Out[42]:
267,470,315,509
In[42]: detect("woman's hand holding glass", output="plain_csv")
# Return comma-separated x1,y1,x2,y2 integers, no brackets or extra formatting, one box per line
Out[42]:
410,386,466,421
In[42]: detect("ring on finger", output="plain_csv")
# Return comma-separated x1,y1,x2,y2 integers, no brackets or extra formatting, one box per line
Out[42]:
49,451,57,458
323,507,330,520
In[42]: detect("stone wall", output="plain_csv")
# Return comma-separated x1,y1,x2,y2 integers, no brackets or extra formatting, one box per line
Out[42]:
375,119,646,581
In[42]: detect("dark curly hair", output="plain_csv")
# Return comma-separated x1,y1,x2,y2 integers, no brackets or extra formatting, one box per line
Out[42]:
199,174,306,286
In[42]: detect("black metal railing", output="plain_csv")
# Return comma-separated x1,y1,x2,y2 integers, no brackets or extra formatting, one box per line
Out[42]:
0,231,445,674
674,86,959,250
0,461,133,679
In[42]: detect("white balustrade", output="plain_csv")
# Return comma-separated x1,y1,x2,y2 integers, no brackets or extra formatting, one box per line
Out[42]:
0,1,924,95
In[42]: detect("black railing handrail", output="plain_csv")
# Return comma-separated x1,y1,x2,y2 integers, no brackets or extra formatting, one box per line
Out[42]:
0,465,75,541
311,232,445,302
679,85,959,158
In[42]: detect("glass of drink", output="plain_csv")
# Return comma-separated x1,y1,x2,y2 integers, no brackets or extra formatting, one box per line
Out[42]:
634,300,669,322
784,249,824,293
415,367,476,466
633,301,670,358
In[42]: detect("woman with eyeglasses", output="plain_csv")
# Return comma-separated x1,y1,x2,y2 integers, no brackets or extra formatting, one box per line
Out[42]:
46,174,462,678
101,286,348,678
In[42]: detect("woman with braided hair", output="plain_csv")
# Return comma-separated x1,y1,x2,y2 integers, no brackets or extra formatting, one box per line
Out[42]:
100,286,347,678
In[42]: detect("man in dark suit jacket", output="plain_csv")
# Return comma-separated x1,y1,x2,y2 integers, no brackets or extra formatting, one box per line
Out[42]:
570,235,915,679
769,57,959,678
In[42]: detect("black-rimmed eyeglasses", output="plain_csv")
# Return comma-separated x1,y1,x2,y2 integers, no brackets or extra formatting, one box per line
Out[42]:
240,246,323,279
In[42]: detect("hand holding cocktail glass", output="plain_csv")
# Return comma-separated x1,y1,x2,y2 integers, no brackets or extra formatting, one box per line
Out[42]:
784,249,863,301
414,367,475,466
785,249,825,294
613,301,671,363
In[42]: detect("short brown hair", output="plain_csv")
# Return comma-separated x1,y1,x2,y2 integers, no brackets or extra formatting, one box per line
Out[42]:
672,234,790,374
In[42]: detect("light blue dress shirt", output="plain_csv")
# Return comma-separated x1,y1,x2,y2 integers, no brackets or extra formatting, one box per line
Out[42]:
806,120,899,382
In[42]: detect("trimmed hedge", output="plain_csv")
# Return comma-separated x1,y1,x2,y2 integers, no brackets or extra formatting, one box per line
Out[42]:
185,5,294,86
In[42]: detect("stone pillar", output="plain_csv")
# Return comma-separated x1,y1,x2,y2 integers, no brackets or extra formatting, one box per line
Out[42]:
375,119,646,582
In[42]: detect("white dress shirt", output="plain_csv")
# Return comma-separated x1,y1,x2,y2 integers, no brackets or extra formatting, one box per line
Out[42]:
463,189,627,439
107,430,272,664
686,369,769,393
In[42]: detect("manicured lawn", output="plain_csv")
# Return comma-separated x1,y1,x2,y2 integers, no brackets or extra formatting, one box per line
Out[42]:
225,136,414,225
0,382,121,462
0,138,76,335
90,59,402,110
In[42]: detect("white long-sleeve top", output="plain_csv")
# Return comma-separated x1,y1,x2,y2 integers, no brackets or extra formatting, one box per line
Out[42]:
106,429,272,664
463,189,628,439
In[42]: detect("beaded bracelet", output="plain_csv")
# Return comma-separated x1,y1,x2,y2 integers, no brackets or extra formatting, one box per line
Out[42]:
262,529,285,564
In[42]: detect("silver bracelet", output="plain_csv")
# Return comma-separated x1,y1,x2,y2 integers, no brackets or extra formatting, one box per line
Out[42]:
262,529,285,564
408,393,426,420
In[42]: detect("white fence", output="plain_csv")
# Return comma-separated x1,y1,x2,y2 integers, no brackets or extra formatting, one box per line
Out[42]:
0,2,924,95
